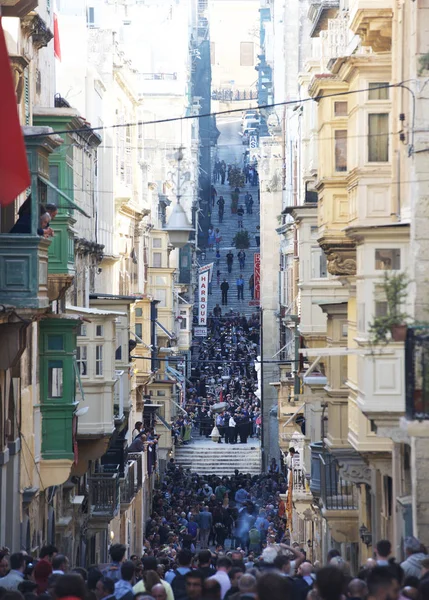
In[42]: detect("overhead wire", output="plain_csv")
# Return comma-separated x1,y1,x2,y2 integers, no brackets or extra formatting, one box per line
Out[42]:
24,83,405,139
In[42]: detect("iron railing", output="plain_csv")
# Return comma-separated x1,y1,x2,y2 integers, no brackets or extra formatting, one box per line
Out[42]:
320,453,357,510
293,468,306,491
406,326,429,420
88,472,120,517
128,452,143,489
120,460,137,506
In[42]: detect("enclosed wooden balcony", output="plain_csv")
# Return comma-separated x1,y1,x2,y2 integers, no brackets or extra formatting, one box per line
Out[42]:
349,0,393,51
405,327,429,421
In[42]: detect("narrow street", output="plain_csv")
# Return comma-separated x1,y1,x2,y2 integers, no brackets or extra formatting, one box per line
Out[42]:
207,116,260,317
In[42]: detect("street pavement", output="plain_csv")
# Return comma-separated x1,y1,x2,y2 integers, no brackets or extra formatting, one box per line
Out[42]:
207,116,260,317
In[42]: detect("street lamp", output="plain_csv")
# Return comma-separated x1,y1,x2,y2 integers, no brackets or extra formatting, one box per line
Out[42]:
164,145,194,248
164,200,194,248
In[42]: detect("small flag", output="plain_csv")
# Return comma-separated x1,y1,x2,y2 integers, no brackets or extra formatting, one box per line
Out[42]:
53,3,61,61
0,18,30,206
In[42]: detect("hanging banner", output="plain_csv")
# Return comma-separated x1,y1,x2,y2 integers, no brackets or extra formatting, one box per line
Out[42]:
198,264,213,326
254,253,260,302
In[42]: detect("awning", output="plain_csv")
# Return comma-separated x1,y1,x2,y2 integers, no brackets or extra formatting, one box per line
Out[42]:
156,320,176,340
39,175,90,217
66,304,126,317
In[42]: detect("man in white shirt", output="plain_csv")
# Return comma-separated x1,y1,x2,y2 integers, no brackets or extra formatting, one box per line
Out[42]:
209,557,232,600
228,415,236,445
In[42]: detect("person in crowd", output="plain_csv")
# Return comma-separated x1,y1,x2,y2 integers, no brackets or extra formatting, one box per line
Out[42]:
132,421,143,440
221,280,229,306
0,553,26,590
95,577,116,600
102,544,126,581
208,557,232,600
52,555,69,575
226,252,234,274
248,275,254,300
236,275,244,301
376,540,392,566
401,537,428,579
39,546,58,563
114,561,135,600
185,571,204,600
254,226,260,247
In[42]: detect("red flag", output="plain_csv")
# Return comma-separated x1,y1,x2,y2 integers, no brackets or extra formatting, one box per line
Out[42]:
0,18,30,206
219,388,223,403
53,6,61,61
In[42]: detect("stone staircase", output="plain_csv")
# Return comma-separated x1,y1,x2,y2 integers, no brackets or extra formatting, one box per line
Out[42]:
207,182,260,317
174,441,262,476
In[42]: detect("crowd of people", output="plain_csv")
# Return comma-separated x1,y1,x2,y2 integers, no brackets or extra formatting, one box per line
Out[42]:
2,482,429,600
173,311,261,447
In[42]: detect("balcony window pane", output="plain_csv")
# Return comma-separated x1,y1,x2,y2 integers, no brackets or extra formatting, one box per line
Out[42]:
335,130,347,172
155,289,167,307
96,325,104,337
135,323,143,339
369,82,389,100
152,238,162,248
48,334,63,351
135,308,143,317
153,252,162,268
48,360,63,398
375,301,388,318
368,114,389,162
375,249,401,270
334,102,347,117
76,346,88,376
96,345,103,376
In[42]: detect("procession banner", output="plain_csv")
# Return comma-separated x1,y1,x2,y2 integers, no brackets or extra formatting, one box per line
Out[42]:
254,253,260,302
198,263,213,326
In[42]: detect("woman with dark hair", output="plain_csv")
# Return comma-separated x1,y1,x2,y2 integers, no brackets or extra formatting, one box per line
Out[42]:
54,574,87,600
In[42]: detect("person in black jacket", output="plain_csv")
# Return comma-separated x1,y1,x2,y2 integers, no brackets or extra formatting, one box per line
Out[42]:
221,280,230,305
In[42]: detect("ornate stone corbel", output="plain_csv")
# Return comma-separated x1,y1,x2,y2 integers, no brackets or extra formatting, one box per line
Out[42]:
339,461,372,486
21,13,53,50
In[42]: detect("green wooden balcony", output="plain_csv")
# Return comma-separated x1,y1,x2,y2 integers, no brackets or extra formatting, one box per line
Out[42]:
39,317,79,461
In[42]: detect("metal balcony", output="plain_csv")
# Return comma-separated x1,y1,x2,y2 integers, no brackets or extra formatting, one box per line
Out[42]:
406,326,429,420
119,460,137,507
88,472,120,519
128,452,144,489
320,452,357,510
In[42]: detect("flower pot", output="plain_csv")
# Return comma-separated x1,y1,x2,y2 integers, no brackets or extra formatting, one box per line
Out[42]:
390,324,407,342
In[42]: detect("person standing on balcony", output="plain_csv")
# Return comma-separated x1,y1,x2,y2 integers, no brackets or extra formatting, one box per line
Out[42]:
132,421,143,440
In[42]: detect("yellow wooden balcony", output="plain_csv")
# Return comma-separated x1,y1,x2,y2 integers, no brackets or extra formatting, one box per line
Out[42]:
349,0,393,51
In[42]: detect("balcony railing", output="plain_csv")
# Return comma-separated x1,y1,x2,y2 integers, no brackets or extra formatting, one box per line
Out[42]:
114,369,125,420
120,460,137,506
406,326,429,420
88,472,120,518
293,468,306,491
320,453,357,510
128,452,144,489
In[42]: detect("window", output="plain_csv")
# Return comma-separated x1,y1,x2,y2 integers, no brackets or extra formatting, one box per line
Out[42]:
210,42,215,65
375,249,401,270
375,301,388,318
156,276,167,285
48,360,63,398
76,346,88,376
87,6,95,27
78,324,87,337
369,82,389,100
310,226,318,238
95,345,103,376
335,130,347,172
157,390,166,397
48,165,59,206
152,238,162,248
153,252,162,268
311,248,328,279
48,335,63,351
96,325,104,337
368,114,389,162
135,323,143,339
240,42,254,66
342,323,348,338
334,102,348,117
135,308,143,317
180,310,187,330
155,289,167,307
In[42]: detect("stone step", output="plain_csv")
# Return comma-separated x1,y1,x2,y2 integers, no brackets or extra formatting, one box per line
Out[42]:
175,443,262,476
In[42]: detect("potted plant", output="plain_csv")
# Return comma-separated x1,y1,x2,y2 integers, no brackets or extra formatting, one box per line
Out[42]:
232,230,250,249
368,271,410,346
